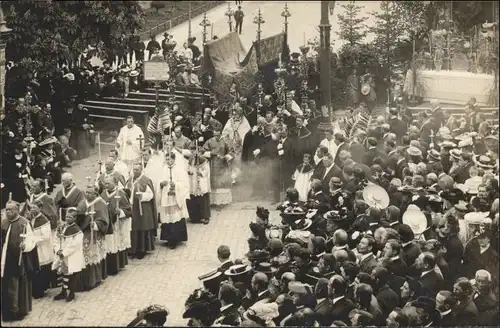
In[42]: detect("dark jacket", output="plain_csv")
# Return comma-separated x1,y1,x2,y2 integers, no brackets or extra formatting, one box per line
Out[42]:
359,253,378,274
401,242,421,267
375,284,400,318
420,269,443,298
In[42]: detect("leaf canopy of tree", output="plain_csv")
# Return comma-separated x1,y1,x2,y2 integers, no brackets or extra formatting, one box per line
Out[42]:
3,1,144,74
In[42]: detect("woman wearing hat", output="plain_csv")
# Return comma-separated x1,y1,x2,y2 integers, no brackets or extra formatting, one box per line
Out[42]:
127,304,169,327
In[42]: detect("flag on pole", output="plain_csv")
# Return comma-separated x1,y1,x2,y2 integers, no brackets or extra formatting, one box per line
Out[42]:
147,106,171,148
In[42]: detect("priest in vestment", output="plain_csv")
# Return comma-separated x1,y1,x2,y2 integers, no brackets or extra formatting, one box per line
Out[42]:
75,185,109,291
126,162,158,259
109,149,130,181
222,105,251,184
21,179,58,236
101,175,132,275
54,173,85,222
1,201,39,321
186,145,211,224
96,158,126,193
116,116,145,172
157,152,189,249
203,123,234,206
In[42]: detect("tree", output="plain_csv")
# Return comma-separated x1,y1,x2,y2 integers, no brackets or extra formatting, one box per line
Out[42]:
368,1,406,100
150,1,166,15
336,1,368,46
3,1,144,74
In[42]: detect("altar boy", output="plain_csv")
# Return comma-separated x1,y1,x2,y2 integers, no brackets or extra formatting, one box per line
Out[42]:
52,207,85,302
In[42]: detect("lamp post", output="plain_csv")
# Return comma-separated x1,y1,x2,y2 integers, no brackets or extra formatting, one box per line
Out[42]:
318,1,333,138
200,12,211,44
253,8,265,63
0,4,11,113
225,3,234,33
281,3,291,35
188,1,192,40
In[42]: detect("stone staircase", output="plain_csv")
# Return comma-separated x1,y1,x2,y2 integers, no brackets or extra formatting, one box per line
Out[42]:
81,85,211,139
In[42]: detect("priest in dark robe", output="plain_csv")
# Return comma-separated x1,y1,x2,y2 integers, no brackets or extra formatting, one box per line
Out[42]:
126,162,158,259
1,201,39,321
4,143,30,203
21,179,58,234
101,175,132,275
294,116,314,158
254,123,280,203
54,172,85,221
241,117,266,163
277,125,297,199
76,185,109,291
187,145,211,224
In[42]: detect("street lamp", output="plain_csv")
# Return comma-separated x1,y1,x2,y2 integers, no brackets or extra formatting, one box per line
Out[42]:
200,12,211,44
225,3,234,33
253,8,265,63
281,3,291,35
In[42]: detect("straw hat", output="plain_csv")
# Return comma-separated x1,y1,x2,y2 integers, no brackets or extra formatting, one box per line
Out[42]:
407,146,422,157
224,264,252,277
474,155,495,169
427,149,441,161
292,218,313,231
450,149,462,160
362,184,390,209
402,204,427,235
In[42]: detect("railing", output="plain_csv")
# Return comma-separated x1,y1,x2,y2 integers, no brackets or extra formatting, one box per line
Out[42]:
138,1,226,41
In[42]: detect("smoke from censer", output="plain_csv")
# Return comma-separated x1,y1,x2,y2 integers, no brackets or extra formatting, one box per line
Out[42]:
232,158,283,203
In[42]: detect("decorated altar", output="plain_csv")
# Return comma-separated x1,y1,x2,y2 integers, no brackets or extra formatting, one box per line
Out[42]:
404,6,498,106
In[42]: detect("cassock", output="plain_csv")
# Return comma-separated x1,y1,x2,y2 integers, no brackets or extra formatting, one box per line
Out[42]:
1,215,39,320
28,213,54,298
54,184,85,221
278,136,298,192
173,135,192,153
102,159,130,182
186,156,211,224
75,197,109,291
96,170,126,193
126,173,157,257
157,156,189,246
101,188,132,274
241,128,265,163
5,151,30,203
203,137,234,205
117,124,144,171
222,116,251,183
40,147,62,184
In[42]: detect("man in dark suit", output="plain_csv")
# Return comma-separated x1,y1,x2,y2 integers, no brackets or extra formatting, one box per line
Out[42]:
387,108,407,142
362,137,383,167
318,152,341,193
328,275,355,324
435,291,458,326
217,245,234,276
349,131,366,164
312,145,329,180
333,133,349,166
314,278,335,326
473,270,499,325
415,252,443,298
278,125,298,192
357,235,378,274
398,224,421,267
372,267,399,318
381,241,408,278
453,278,479,326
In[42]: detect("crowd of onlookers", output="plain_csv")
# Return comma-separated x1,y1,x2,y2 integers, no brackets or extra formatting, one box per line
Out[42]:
179,96,499,327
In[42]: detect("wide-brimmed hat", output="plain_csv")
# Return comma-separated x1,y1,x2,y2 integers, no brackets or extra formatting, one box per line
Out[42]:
323,210,345,222
39,136,58,147
292,218,313,231
265,227,283,240
458,138,473,148
246,249,270,263
427,149,441,161
406,146,422,157
63,73,75,81
225,264,252,277
127,304,170,327
402,204,427,235
198,269,223,295
362,184,390,209
254,262,278,275
450,149,462,160
454,200,469,212
129,70,139,77
474,155,495,169
280,206,306,217
288,281,314,295
299,45,310,53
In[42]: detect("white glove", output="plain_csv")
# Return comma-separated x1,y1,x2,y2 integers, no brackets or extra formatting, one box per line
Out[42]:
198,136,204,142
203,151,211,158
54,162,59,168
201,124,207,132
224,154,233,161
16,162,22,168
92,222,99,231
252,126,259,133
8,131,14,137
253,149,260,157
277,143,283,150
278,149,284,156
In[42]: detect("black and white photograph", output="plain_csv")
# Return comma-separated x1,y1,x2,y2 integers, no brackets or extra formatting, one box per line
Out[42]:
0,0,499,326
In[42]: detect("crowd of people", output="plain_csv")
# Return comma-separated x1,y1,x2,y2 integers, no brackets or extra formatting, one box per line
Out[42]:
1,24,499,327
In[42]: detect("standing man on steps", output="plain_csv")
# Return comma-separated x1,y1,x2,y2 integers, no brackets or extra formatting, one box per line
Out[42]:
234,6,244,35
116,116,145,173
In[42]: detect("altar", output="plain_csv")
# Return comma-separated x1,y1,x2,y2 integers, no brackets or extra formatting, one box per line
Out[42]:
404,70,495,106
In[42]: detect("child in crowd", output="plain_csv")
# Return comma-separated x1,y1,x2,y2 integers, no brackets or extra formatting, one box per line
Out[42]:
292,153,315,202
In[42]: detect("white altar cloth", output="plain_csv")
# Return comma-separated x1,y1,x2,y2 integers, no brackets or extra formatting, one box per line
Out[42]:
404,70,495,106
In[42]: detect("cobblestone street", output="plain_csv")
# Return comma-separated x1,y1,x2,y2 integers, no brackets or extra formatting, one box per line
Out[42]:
2,146,278,326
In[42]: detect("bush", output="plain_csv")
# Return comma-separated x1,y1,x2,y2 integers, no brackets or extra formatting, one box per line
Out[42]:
150,1,166,14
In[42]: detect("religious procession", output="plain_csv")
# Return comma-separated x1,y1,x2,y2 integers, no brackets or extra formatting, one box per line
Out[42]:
1,0,499,327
